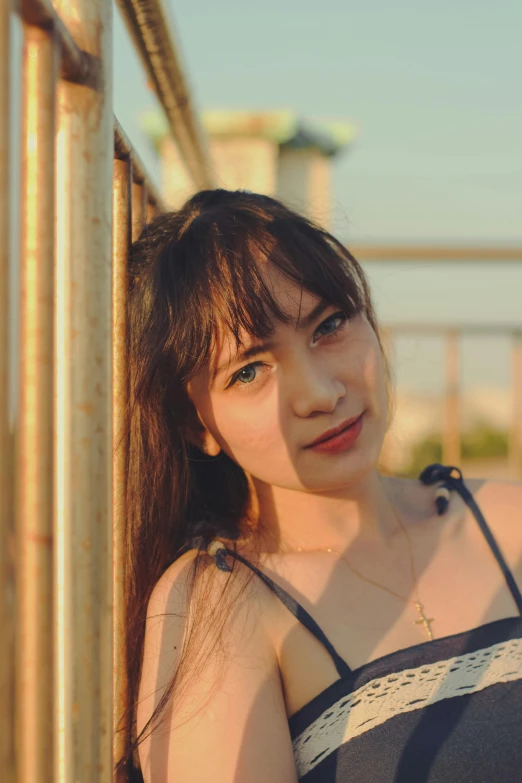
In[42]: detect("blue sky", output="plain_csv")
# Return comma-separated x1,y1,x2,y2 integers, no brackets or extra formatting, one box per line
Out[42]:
113,1,522,393
115,0,522,243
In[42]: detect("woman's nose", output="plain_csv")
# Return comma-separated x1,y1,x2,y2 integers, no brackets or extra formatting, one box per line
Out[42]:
287,359,346,418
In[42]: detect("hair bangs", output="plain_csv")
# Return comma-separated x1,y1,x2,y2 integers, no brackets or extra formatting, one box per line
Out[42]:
177,208,367,382
118,189,392,777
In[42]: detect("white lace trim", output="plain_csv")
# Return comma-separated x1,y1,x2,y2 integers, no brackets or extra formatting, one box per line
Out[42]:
293,637,522,777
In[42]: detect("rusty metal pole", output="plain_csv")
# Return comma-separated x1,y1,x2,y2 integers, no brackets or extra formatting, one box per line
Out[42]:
0,3,15,781
53,0,114,779
443,330,461,466
15,22,58,783
131,181,147,241
115,0,214,191
510,331,522,480
54,95,74,783
112,157,132,773
146,199,158,223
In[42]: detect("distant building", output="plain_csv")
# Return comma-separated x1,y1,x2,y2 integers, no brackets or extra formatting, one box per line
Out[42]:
140,109,355,228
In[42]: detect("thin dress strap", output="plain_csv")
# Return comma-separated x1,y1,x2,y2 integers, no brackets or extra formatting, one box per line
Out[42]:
420,463,522,615
224,548,352,679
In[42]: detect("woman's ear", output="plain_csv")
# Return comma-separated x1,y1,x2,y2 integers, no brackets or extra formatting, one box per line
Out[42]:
200,430,221,457
183,404,222,457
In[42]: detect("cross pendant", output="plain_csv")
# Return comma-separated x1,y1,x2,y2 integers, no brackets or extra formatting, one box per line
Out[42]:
413,601,434,640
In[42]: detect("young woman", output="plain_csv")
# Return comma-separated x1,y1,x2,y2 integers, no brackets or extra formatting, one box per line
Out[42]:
116,189,522,782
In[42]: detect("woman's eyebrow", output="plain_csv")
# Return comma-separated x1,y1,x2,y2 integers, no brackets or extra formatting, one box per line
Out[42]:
212,339,277,381
296,298,332,329
212,298,333,381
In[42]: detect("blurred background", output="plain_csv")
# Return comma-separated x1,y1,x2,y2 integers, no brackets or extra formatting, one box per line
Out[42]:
5,0,522,481
112,0,522,479
2,1,521,777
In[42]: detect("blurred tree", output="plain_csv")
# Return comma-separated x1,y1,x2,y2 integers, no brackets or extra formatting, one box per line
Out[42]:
461,419,509,460
401,420,509,478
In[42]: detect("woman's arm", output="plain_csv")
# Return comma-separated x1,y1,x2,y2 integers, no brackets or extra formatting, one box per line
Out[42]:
137,551,298,783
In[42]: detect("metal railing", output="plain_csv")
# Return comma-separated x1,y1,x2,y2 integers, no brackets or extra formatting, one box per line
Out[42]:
115,0,213,192
351,245,522,261
0,4,13,780
355,250,522,478
1,0,213,780
2,0,521,779
380,324,522,477
355,248,521,477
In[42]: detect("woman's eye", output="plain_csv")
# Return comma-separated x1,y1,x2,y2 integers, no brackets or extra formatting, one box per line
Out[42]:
229,362,263,387
313,311,347,341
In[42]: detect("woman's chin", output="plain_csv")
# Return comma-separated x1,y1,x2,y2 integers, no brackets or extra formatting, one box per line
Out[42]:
295,457,379,493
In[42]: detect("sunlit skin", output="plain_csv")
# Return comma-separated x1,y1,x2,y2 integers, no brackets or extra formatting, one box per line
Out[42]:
184,263,522,655
187,265,405,553
137,218,522,783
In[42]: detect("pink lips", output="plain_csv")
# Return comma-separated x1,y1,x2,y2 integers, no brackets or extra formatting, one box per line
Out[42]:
304,413,365,454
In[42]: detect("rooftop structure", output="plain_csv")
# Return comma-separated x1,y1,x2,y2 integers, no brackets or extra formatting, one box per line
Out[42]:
141,108,356,227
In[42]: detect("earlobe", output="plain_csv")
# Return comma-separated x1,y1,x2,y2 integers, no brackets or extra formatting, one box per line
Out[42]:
202,432,221,457
184,426,221,456
185,406,221,456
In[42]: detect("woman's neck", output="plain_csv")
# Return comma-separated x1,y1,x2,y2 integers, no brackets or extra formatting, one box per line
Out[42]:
248,470,412,555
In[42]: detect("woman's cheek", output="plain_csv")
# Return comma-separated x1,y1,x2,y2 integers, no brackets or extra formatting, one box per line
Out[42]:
212,396,278,452
355,331,383,387
362,347,381,389
231,417,279,453
363,345,388,418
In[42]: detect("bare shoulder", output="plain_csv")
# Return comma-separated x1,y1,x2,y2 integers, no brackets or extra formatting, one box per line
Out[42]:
145,548,198,617
139,547,273,710
137,548,296,782
464,475,522,513
464,476,522,557
146,546,272,624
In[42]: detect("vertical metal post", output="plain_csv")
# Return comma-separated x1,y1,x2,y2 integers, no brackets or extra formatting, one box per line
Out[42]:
112,157,132,772
53,0,114,779
443,329,461,466
54,93,74,783
131,181,147,241
146,199,158,223
16,23,57,782
0,3,15,780
510,331,522,480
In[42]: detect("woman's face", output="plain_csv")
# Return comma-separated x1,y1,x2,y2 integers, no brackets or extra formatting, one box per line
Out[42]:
188,268,389,493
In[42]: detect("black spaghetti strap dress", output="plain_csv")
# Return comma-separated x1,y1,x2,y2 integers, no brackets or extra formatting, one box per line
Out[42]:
214,464,522,782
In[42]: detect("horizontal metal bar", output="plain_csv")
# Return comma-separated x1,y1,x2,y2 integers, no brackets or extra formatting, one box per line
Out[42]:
114,116,164,211
116,0,213,191
18,0,100,87
352,245,522,261
382,324,522,336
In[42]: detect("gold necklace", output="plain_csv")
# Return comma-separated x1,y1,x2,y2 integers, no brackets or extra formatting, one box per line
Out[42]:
295,491,435,641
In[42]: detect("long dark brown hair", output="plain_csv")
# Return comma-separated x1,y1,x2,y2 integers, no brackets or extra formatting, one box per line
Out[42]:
115,189,394,779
